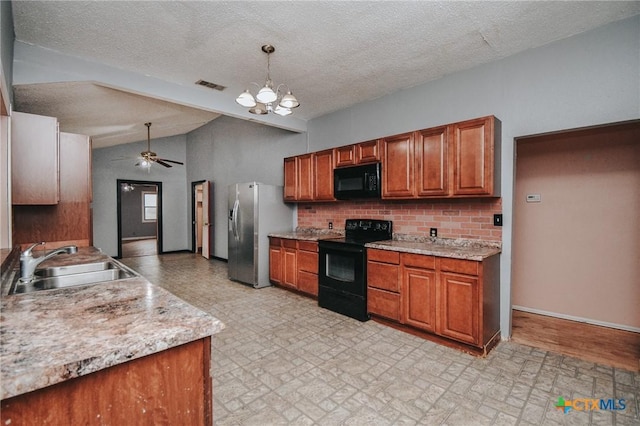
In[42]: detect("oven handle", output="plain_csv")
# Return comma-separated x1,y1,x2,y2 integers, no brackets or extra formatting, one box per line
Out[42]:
319,243,365,254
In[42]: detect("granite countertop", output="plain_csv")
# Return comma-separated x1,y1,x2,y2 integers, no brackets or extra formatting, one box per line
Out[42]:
0,248,225,400
366,235,501,261
269,228,344,241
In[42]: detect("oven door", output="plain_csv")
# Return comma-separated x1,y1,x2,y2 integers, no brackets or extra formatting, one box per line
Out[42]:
318,240,365,296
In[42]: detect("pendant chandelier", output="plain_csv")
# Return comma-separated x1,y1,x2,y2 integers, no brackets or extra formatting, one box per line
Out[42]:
236,44,300,116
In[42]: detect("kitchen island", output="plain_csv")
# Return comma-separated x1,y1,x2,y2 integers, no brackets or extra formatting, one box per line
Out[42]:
0,247,224,425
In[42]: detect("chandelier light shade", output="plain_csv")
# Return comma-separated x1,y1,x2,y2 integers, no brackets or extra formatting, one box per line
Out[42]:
236,45,300,117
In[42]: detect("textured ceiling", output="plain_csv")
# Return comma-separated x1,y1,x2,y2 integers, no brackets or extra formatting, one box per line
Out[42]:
10,1,640,147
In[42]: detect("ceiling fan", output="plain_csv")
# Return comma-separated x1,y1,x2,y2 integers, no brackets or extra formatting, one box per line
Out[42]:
136,122,184,169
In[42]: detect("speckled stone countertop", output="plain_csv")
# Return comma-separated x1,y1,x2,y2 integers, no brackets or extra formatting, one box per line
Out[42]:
366,234,501,261
0,247,225,400
269,227,344,241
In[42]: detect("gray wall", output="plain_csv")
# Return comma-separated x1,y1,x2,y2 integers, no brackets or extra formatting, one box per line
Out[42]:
92,135,188,256
121,186,157,239
186,116,303,259
306,15,640,337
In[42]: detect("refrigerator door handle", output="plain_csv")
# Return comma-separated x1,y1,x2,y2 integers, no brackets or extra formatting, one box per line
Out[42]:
231,199,240,239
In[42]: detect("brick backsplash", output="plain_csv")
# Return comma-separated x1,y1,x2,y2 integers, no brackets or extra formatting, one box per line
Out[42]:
297,198,502,241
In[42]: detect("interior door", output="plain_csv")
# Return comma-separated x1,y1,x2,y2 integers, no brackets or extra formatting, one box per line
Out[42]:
201,181,211,259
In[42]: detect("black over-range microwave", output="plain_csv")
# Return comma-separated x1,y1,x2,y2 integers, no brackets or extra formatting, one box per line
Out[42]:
333,162,381,200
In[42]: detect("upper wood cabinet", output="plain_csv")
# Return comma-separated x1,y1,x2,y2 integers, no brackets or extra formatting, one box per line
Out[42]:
313,149,335,201
357,140,380,164
334,145,356,167
415,126,449,197
284,115,500,202
382,116,500,199
283,154,313,201
11,111,59,205
283,151,335,202
283,157,297,201
12,132,93,247
381,132,415,198
335,140,380,168
452,116,500,196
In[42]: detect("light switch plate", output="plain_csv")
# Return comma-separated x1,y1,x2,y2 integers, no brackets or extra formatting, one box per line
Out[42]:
526,194,541,203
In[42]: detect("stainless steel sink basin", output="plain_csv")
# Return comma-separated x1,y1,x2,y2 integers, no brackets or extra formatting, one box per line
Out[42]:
34,261,114,277
10,261,138,294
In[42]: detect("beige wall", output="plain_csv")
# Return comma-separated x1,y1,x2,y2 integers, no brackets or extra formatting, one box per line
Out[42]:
513,121,640,330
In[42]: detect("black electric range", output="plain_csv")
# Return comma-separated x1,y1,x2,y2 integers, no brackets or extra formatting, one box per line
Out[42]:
317,219,392,321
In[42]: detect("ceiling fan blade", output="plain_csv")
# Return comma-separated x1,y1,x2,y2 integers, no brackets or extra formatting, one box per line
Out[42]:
157,158,184,165
155,159,173,168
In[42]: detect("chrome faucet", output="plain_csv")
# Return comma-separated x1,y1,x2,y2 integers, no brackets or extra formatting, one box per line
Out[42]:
20,242,78,283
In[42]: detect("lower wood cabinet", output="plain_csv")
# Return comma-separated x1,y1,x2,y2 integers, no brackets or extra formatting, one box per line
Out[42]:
1,338,212,425
269,237,319,297
367,248,500,353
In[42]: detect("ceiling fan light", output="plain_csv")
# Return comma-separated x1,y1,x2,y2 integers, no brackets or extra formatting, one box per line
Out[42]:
279,92,299,109
274,105,292,116
236,90,257,107
256,85,277,103
249,103,269,115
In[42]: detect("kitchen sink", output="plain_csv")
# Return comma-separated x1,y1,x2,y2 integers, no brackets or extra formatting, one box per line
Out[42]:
10,261,138,294
34,261,115,277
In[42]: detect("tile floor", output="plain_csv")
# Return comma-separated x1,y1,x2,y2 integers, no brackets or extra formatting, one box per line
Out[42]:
120,253,640,425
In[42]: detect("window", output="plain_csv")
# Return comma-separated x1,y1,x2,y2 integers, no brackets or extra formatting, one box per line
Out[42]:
142,191,157,222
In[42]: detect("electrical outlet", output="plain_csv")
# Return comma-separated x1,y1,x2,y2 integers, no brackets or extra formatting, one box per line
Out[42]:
493,214,503,227
430,228,437,237
328,221,333,229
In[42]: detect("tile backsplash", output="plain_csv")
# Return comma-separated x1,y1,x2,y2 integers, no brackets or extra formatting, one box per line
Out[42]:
297,198,502,241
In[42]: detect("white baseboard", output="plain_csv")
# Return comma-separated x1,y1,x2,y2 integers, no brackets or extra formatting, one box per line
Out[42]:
512,305,640,334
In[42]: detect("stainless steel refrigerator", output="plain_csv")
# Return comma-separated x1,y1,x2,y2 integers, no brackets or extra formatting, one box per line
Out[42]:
228,182,294,288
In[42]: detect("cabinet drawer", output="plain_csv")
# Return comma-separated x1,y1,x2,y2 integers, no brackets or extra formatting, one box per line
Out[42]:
269,237,282,247
282,239,297,249
367,287,400,321
297,241,318,252
401,253,435,269
440,258,478,276
297,271,318,296
298,250,318,274
367,249,399,264
367,261,400,292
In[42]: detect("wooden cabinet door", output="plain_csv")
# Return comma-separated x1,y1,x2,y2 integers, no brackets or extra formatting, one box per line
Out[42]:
415,127,448,196
282,241,297,289
356,140,380,164
381,132,415,198
11,111,59,205
403,266,437,332
334,145,356,167
439,272,479,345
313,150,334,201
1,338,212,425
452,116,494,196
283,157,297,201
297,154,314,201
269,239,283,284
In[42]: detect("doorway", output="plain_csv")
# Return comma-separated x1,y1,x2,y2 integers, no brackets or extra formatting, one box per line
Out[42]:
511,120,640,369
191,180,213,258
117,179,163,259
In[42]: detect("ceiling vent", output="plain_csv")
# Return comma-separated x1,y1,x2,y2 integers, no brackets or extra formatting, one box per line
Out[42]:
195,80,226,91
